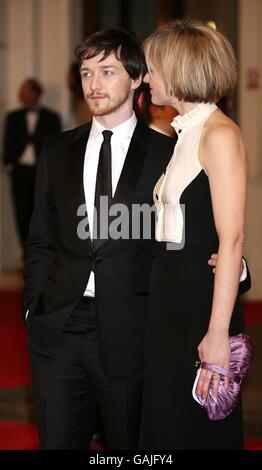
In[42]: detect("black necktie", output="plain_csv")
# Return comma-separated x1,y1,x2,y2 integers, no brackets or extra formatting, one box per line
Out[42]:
93,130,113,246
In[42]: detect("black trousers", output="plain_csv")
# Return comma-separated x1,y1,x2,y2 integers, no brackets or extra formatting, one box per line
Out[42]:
29,297,143,450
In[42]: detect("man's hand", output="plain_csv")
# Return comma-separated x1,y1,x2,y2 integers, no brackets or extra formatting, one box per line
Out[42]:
208,253,218,273
208,254,245,278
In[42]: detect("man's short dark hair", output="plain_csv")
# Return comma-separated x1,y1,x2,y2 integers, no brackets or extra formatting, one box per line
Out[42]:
75,28,147,101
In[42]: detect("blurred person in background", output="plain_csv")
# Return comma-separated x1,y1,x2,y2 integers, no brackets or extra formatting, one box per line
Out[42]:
148,103,177,137
139,87,177,137
2,78,62,257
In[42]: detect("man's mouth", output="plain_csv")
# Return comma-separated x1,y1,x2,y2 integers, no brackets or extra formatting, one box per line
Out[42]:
88,95,107,100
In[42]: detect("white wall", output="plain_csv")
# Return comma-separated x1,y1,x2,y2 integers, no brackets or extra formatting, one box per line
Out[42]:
5,0,75,117
239,0,262,300
0,0,20,271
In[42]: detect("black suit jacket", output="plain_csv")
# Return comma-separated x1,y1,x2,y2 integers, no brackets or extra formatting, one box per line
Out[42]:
2,107,61,165
23,120,175,379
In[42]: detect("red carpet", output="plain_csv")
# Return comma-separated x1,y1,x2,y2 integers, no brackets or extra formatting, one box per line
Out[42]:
0,291,31,388
0,290,261,389
0,421,107,450
0,422,39,450
245,440,262,450
243,302,262,326
0,291,261,449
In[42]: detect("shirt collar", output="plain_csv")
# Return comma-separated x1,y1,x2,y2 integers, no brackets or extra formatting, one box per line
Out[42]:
90,112,137,140
24,106,40,113
171,102,217,134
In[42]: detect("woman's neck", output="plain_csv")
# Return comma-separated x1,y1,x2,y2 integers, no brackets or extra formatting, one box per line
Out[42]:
171,99,199,116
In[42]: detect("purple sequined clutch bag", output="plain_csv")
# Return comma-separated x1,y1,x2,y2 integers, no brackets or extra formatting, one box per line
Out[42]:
192,333,253,421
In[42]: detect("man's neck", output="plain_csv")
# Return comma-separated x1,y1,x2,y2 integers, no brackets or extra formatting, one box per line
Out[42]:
24,104,39,111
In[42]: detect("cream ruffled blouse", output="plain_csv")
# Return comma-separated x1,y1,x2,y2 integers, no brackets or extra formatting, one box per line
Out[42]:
154,102,217,243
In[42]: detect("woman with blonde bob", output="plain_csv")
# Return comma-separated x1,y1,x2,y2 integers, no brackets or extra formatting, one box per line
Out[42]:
140,19,249,449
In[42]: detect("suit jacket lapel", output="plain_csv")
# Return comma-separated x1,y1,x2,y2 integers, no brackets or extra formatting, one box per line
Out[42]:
34,108,43,137
68,123,93,251
21,110,29,139
113,120,148,205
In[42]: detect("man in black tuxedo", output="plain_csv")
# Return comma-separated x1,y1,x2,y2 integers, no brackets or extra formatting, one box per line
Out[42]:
23,30,250,450
2,78,61,251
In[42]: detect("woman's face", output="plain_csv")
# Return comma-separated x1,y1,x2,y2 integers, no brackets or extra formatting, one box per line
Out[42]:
144,59,172,106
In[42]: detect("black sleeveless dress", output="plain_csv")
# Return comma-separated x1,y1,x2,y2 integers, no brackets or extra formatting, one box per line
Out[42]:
139,170,245,450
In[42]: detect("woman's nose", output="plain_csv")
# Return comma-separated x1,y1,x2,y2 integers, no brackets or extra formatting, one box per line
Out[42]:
143,72,149,83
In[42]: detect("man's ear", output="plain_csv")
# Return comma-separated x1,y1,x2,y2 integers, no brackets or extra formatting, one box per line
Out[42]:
131,75,143,90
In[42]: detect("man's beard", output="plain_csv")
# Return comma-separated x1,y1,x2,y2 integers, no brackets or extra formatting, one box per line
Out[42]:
86,87,131,116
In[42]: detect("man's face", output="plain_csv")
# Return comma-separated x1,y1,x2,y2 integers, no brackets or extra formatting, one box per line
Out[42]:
19,81,38,107
80,52,139,117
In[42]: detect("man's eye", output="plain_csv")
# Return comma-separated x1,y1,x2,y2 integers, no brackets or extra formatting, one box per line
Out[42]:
103,70,114,75
81,72,92,78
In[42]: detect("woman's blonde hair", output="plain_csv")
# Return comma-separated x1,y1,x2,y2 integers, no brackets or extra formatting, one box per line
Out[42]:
143,18,237,103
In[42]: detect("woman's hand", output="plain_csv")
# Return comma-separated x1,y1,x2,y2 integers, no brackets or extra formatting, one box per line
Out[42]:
196,331,230,399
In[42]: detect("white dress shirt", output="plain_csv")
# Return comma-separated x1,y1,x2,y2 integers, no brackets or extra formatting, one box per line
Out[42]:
83,113,137,297
19,109,39,166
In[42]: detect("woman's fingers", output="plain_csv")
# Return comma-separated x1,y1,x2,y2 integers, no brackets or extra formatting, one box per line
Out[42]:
212,372,220,397
196,367,229,398
201,370,213,398
196,369,213,398
224,375,229,389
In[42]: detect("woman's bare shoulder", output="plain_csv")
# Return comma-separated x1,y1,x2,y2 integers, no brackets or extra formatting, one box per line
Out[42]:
201,110,243,150
202,109,242,146
199,109,247,170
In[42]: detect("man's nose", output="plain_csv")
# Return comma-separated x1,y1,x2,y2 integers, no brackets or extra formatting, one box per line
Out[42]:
90,74,102,91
